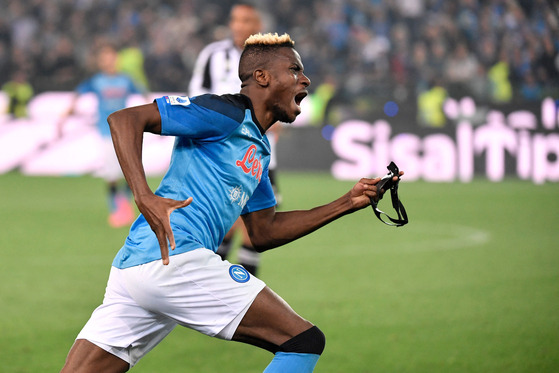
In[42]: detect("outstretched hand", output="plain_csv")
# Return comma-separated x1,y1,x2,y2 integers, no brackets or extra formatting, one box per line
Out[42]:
136,194,193,265
349,171,404,210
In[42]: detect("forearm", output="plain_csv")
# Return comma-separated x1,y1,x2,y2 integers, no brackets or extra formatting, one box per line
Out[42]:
107,103,161,202
244,176,385,252
245,192,355,252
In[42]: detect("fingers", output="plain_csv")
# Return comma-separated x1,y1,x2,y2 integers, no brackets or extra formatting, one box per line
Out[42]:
352,172,405,208
176,197,193,209
152,216,172,266
365,186,379,202
356,178,380,201
166,198,193,251
157,233,170,266
359,177,380,185
158,197,193,265
393,171,404,181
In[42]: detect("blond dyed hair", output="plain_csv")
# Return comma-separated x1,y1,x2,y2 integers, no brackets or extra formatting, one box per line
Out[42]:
244,32,295,48
239,33,296,83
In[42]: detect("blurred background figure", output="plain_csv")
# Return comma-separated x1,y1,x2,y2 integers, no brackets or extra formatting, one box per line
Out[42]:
2,68,33,118
58,42,147,228
117,29,150,92
188,3,261,96
189,2,275,276
417,77,448,127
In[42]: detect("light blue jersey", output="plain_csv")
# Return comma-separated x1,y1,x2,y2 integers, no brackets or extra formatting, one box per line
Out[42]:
76,73,142,137
112,94,277,269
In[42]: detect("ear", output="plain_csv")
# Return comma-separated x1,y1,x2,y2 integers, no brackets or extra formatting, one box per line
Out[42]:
253,69,270,87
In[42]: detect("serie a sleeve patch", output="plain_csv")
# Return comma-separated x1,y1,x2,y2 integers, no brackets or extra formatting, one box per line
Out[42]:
166,96,191,106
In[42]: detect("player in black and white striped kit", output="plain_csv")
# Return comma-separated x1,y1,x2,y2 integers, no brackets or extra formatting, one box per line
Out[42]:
189,3,280,276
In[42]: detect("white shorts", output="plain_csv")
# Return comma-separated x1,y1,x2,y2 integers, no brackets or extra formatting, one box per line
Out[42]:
94,137,123,182
76,248,266,367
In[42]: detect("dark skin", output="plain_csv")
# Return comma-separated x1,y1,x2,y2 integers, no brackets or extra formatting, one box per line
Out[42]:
61,46,403,372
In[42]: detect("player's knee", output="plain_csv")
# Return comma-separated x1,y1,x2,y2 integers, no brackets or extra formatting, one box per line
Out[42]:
278,325,326,355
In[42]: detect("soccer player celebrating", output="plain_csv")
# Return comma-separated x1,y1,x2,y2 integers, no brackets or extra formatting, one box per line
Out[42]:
189,3,279,276
61,33,401,373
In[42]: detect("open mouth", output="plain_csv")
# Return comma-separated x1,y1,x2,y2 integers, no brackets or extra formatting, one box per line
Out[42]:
294,91,308,107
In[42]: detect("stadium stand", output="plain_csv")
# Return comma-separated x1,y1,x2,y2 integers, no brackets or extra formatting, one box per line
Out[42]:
0,0,557,112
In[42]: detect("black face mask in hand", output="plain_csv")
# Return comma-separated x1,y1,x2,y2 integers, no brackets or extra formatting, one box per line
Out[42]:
370,162,408,227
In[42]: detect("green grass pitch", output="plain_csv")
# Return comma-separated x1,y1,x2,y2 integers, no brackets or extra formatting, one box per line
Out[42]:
1,172,558,372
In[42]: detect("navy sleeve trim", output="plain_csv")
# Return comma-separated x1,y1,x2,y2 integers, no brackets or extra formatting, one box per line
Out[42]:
191,94,245,124
190,94,266,136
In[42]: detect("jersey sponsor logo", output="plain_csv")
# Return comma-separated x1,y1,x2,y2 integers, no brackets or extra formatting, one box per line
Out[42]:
236,144,263,182
101,87,128,99
228,185,249,208
229,265,250,283
166,95,191,106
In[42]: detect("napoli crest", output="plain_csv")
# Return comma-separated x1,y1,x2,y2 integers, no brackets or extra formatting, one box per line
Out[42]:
229,265,250,283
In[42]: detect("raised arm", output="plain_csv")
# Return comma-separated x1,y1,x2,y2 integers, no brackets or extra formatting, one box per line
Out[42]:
242,174,401,252
107,103,192,265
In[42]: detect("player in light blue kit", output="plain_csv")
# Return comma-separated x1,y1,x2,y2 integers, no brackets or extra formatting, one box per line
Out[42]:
59,43,146,227
111,91,276,269
61,33,402,373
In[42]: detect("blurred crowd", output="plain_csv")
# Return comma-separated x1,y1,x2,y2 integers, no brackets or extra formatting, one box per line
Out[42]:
1,0,558,120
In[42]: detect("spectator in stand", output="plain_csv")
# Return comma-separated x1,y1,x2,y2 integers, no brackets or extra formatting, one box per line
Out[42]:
117,30,150,92
535,33,559,95
409,41,431,93
428,41,448,84
0,0,557,106
417,77,448,127
2,68,33,118
39,36,80,91
488,48,513,104
519,72,543,101
444,42,480,97
144,38,186,92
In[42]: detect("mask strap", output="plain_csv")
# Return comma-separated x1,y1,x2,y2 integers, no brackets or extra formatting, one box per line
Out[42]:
371,178,408,227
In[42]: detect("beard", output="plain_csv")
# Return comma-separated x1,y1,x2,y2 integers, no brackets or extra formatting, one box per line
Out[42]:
270,102,297,124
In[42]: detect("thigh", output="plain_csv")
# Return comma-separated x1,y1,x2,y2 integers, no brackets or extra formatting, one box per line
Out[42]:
62,339,130,373
233,286,314,348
